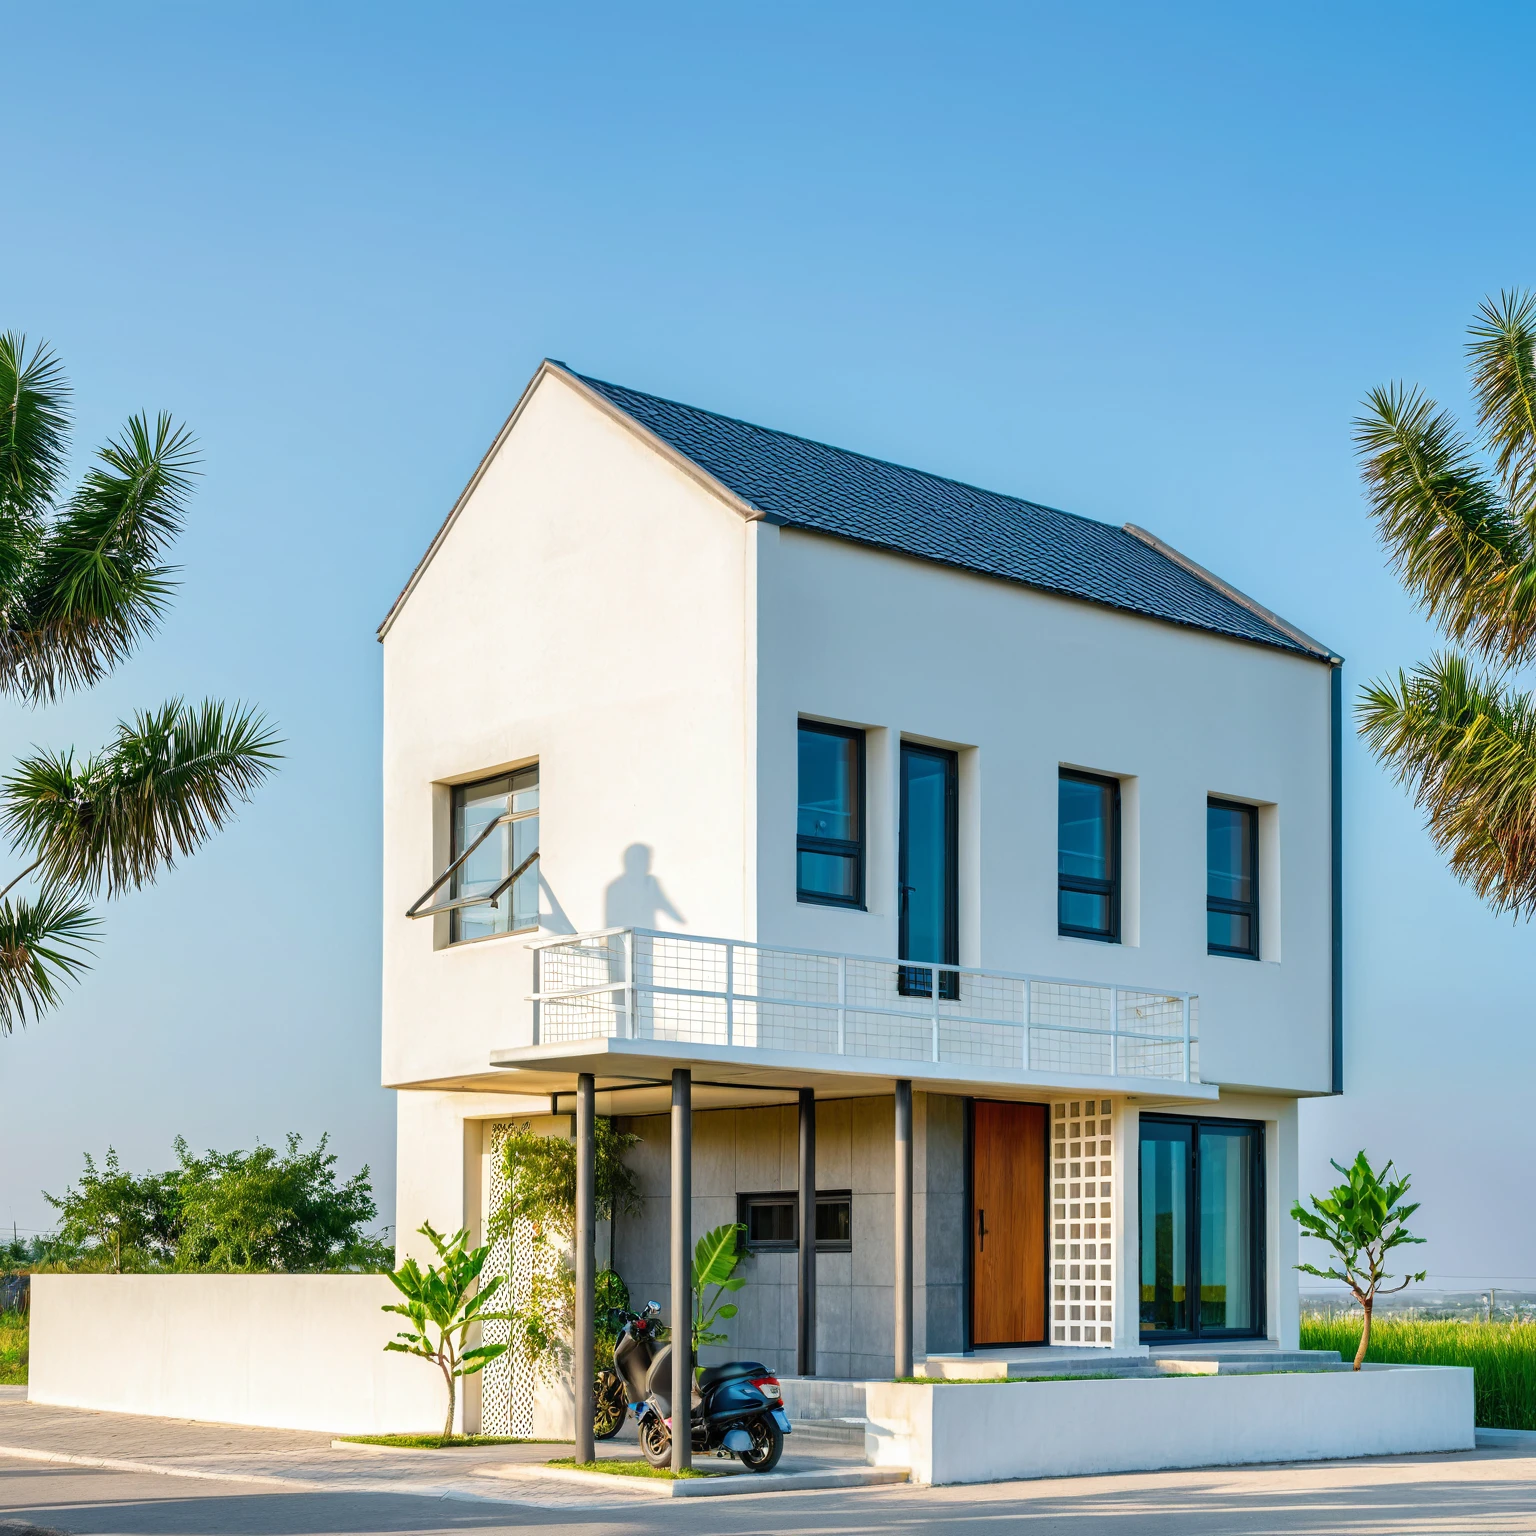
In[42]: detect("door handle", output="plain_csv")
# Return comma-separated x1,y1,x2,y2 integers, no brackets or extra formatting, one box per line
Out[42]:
977,1209,986,1251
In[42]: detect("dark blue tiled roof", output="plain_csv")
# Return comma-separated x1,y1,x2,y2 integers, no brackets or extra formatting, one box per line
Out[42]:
568,367,1328,660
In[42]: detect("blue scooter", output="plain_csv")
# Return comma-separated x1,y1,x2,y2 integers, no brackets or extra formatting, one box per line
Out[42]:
611,1302,792,1472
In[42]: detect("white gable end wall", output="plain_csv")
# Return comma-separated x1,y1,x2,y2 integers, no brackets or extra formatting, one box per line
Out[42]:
381,372,754,1092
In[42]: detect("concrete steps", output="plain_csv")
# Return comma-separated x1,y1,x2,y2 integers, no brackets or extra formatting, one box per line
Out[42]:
774,1350,1352,1445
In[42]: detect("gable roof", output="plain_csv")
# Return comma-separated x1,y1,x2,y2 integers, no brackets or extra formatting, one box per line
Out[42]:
380,361,1337,663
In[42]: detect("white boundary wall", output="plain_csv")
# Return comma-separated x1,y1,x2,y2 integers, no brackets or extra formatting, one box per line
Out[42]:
29,1276,451,1435
865,1366,1475,1485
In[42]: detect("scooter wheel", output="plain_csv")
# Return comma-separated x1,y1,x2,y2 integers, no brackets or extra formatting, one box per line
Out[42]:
639,1415,672,1468
593,1370,626,1441
739,1415,784,1473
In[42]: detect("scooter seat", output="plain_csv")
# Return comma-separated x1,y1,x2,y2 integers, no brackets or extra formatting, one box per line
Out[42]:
697,1361,767,1391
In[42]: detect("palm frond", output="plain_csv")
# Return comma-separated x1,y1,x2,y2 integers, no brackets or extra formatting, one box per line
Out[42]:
0,885,98,1035
1354,384,1536,664
1357,652,1536,916
0,333,70,525
0,413,196,703
2,698,283,898
1467,289,1536,519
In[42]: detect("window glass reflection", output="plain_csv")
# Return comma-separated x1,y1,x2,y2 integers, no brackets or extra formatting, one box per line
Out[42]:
451,766,539,942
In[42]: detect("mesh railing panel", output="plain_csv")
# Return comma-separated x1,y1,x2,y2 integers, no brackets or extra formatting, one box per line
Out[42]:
844,1011,932,1062
532,931,1198,1082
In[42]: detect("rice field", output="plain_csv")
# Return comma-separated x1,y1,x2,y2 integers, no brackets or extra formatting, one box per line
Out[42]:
1301,1316,1536,1429
0,1311,26,1386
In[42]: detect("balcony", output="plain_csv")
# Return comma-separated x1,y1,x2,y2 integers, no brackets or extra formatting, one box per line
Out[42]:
526,928,1200,1086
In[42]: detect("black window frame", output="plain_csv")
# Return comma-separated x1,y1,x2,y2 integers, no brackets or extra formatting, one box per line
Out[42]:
1207,798,1260,959
1057,770,1121,944
899,741,960,1000
1137,1113,1266,1343
796,720,866,910
736,1190,854,1254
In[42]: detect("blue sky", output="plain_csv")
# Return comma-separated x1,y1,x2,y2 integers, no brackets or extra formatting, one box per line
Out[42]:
3,3,1533,1288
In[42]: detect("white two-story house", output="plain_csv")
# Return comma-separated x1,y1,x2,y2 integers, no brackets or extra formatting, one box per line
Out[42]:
379,360,1341,1434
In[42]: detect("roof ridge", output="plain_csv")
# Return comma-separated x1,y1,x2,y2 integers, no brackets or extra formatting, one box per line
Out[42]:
570,368,1122,540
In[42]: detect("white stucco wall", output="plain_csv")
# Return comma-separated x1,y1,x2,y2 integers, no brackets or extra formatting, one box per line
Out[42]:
380,368,754,1092
753,523,1335,1096
29,1276,451,1435
866,1367,1474,1484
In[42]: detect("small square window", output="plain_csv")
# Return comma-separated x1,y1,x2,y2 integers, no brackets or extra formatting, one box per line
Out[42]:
738,1191,852,1252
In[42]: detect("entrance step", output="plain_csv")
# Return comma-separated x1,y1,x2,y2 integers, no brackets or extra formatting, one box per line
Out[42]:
1149,1349,1348,1375
920,1353,1159,1380
776,1377,869,1443
918,1347,1349,1380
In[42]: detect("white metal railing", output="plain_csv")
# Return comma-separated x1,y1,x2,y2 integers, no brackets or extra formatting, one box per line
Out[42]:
527,928,1199,1084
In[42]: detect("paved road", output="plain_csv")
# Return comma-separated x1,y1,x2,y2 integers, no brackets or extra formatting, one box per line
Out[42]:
4,1394,1536,1534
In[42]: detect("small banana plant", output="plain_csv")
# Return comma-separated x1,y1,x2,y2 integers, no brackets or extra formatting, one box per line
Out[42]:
692,1222,747,1356
382,1221,514,1441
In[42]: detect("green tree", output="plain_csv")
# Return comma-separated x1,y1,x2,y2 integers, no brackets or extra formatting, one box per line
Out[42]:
1292,1150,1427,1369
1356,291,1536,914
42,1148,180,1272
172,1133,392,1273
0,334,280,1033
383,1222,511,1442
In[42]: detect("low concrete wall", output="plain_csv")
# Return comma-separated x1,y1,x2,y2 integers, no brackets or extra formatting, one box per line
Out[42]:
29,1275,453,1435
865,1366,1475,1485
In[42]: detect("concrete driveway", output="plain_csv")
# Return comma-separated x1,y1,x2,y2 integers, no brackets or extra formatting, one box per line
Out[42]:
3,1390,1535,1534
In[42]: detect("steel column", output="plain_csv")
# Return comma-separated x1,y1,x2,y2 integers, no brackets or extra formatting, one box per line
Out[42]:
894,1078,913,1379
573,1072,595,1464
670,1068,693,1472
797,1088,816,1377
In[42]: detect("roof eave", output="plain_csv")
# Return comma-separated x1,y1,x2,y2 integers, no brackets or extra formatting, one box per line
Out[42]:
1122,523,1342,665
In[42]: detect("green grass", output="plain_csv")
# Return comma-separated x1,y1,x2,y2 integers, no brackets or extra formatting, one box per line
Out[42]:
336,1433,557,1448
896,1372,1121,1384
0,1310,26,1386
1301,1316,1536,1430
547,1457,713,1479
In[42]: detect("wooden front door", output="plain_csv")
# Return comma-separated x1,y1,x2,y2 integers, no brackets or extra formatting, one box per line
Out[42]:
972,1100,1046,1346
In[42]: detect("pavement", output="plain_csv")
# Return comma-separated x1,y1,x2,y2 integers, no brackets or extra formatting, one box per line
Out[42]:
5,1388,1536,1533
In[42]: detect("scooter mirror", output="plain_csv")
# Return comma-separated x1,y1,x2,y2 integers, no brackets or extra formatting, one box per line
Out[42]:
643,1301,661,1317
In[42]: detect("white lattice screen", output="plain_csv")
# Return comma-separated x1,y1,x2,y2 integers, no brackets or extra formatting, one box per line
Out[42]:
480,1121,540,1436
1051,1096,1115,1347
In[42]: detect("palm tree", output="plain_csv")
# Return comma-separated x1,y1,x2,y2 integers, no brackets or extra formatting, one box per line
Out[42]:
1355,291,1536,918
0,333,279,1032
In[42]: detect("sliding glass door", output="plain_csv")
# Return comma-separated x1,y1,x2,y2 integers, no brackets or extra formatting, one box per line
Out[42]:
899,742,958,998
1139,1116,1263,1340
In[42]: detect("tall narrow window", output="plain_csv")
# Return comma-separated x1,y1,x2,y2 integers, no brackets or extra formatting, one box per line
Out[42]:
450,767,540,942
1059,772,1119,942
899,742,958,998
797,722,864,907
1207,799,1258,958
1139,1115,1262,1340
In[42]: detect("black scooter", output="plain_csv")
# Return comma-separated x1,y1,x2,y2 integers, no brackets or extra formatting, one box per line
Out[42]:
611,1302,791,1472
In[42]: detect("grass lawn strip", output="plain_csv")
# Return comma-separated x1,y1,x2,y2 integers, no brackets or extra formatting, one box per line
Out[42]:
337,1434,560,1448
0,1311,26,1387
896,1372,1122,1384
547,1456,714,1479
